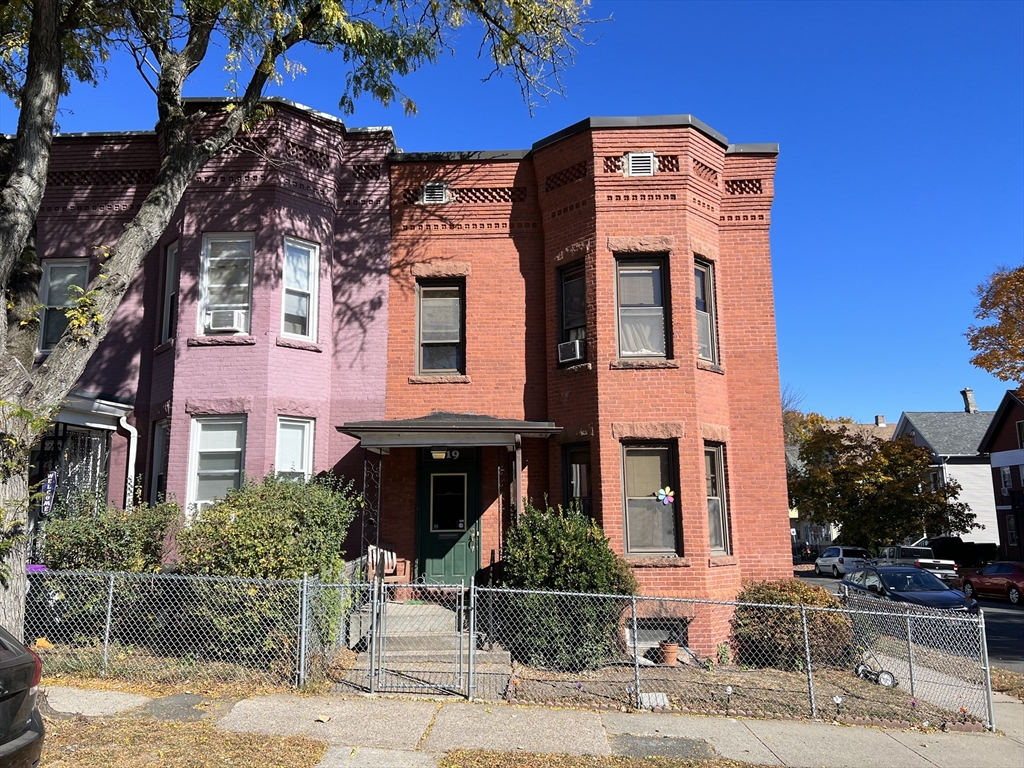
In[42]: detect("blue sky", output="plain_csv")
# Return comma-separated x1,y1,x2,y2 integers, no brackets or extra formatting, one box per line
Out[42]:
2,0,1021,422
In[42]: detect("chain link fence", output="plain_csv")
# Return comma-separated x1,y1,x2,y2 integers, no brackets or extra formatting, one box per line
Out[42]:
24,571,995,730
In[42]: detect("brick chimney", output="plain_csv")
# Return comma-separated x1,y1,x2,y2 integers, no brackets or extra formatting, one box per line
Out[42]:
874,415,886,427
960,388,979,414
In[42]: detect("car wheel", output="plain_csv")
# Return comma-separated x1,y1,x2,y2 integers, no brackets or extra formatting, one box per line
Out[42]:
814,563,821,576
963,581,975,598
1010,586,1021,606
877,670,897,688
832,565,839,578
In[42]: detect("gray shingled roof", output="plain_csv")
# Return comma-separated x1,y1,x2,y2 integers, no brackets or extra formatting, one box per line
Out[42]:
899,411,996,457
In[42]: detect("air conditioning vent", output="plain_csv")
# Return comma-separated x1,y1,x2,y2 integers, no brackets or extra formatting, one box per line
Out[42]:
206,309,247,333
421,181,450,204
625,152,656,177
557,339,585,364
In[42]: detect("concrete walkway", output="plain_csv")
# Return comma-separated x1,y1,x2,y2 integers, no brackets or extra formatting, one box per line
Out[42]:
45,686,1024,768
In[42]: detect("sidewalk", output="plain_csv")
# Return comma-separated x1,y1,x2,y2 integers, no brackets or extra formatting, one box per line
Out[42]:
45,686,1024,768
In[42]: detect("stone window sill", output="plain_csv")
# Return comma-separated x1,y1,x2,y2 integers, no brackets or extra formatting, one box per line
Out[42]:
709,555,737,567
154,339,175,356
626,556,691,568
557,362,593,373
408,374,472,385
610,359,679,370
697,360,725,375
186,335,256,347
275,337,322,353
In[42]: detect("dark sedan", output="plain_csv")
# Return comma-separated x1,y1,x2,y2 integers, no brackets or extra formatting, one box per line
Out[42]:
0,625,43,768
841,566,979,613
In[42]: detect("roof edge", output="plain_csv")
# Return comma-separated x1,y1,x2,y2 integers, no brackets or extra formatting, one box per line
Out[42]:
388,149,531,163
726,143,779,156
531,114,729,152
978,389,1024,452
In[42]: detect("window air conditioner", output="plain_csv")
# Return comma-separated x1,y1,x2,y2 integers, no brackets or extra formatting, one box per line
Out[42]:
557,339,585,364
625,152,656,177
206,309,247,333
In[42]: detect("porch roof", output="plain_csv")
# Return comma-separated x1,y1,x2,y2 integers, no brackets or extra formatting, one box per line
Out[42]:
337,411,560,449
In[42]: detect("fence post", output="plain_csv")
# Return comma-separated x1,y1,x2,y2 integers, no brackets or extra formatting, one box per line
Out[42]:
368,570,379,694
978,609,997,732
468,577,476,701
905,610,916,698
101,573,115,678
297,573,309,688
801,606,817,718
631,595,642,710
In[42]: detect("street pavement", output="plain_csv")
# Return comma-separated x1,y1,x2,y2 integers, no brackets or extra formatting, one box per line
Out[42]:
45,685,1024,768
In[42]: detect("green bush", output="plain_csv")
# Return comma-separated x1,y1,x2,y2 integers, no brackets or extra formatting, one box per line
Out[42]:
730,579,853,671
495,500,637,671
43,490,179,572
175,473,359,580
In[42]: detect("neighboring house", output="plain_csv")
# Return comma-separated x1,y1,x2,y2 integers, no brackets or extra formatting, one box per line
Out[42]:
976,389,1024,560
21,102,793,608
893,390,998,546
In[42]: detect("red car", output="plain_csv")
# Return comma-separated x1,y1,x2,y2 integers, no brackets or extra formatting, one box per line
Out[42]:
962,562,1024,605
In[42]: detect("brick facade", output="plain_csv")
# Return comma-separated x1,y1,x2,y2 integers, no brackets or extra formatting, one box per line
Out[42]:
27,104,791,609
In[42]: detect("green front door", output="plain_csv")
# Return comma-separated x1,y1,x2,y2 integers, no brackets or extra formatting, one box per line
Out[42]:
417,449,481,584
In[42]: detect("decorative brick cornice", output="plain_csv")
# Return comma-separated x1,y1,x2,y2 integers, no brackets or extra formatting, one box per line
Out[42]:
611,422,685,440
411,261,472,278
606,235,675,253
700,423,730,442
185,397,253,415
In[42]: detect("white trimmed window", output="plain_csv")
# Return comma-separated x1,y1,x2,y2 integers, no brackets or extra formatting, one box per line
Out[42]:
161,242,179,343
616,258,668,358
38,259,89,353
706,444,730,554
150,420,170,505
276,417,314,481
199,233,254,335
695,259,718,363
418,281,464,373
623,444,677,554
188,416,246,512
282,238,319,341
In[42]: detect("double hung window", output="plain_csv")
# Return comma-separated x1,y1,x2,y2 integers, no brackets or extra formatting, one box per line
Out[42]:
616,258,668,358
282,238,319,341
150,420,170,505
160,242,179,343
623,444,677,554
38,259,89,353
276,417,314,481
705,445,730,554
563,444,592,517
694,259,718,363
199,234,254,334
418,281,464,374
189,416,246,512
560,262,587,343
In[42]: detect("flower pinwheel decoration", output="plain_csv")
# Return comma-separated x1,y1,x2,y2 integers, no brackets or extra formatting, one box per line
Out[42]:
656,486,674,505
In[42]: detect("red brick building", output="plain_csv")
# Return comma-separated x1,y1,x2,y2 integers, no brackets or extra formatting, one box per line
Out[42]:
341,115,792,599
978,389,1024,560
22,104,791,600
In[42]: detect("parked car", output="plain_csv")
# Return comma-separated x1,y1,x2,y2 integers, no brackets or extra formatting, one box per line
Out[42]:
841,566,979,613
876,545,958,583
814,546,873,577
0,625,44,768
961,562,1024,605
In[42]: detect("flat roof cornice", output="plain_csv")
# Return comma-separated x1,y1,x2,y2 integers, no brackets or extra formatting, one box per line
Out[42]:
388,149,531,163
532,114,730,152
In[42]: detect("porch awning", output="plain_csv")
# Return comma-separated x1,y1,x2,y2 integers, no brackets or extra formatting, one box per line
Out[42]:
337,411,561,450
56,390,135,431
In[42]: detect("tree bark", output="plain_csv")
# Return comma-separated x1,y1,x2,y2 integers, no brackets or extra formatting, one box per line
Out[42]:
0,470,29,640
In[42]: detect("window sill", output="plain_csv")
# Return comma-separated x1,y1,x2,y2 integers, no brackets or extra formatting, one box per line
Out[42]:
408,374,472,385
610,359,679,370
557,362,593,373
708,555,737,567
154,339,175,356
186,336,257,347
626,556,691,567
275,337,322,353
697,360,725,375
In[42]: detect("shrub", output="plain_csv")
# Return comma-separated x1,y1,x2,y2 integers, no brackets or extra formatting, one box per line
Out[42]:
495,500,637,671
730,578,853,671
43,489,179,572
175,473,359,580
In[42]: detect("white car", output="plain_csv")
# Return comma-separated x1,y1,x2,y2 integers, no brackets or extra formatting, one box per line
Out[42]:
814,546,873,577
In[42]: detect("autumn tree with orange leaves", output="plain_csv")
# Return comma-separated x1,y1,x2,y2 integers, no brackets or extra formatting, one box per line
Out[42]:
967,264,1024,392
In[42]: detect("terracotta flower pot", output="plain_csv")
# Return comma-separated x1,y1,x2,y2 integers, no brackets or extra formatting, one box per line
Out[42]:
659,641,679,666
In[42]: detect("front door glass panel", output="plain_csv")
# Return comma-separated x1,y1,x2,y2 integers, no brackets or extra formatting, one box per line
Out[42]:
431,473,467,532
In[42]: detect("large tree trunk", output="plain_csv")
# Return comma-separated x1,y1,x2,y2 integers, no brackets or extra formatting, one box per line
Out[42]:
0,470,30,640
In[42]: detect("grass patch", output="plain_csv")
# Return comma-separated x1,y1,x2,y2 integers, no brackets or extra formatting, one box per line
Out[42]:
43,674,291,701
42,714,327,768
439,752,771,768
991,666,1024,702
